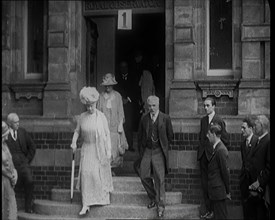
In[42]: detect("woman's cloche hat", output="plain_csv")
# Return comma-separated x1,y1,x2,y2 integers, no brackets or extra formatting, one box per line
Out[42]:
79,87,99,105
2,121,10,138
101,73,118,86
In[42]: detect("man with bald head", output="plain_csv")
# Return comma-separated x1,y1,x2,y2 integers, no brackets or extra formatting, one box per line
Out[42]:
137,95,173,218
6,113,36,213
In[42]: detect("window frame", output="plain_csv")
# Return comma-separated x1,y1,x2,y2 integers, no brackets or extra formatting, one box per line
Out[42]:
23,1,47,80
206,0,233,77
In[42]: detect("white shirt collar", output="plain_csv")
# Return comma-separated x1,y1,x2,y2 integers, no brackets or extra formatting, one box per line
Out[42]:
213,140,220,150
208,111,215,123
150,110,159,122
258,132,268,141
246,133,253,143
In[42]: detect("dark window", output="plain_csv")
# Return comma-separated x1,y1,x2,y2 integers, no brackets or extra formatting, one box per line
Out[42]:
209,0,232,69
27,0,47,75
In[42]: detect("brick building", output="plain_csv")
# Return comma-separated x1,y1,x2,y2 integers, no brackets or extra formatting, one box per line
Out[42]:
2,0,270,210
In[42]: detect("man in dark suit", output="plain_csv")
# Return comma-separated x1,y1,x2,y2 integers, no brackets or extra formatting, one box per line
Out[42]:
239,116,259,220
207,124,230,220
197,97,229,219
137,95,173,218
6,113,36,213
242,115,270,220
115,60,139,152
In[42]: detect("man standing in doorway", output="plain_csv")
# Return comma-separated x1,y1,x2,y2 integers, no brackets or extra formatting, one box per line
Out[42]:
138,95,173,218
6,113,36,213
197,97,229,219
116,60,137,152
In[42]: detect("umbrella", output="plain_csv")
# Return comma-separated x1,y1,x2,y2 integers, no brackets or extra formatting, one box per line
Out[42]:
70,151,75,204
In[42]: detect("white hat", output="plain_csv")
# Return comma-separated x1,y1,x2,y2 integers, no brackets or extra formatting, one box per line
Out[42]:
101,73,118,86
79,87,99,105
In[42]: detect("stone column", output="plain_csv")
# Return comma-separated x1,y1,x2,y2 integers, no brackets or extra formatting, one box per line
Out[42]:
43,1,71,117
169,0,197,117
238,0,270,115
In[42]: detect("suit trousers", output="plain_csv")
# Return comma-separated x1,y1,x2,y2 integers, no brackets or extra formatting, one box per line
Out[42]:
140,147,166,208
15,164,34,211
212,199,227,220
199,152,212,213
242,197,267,220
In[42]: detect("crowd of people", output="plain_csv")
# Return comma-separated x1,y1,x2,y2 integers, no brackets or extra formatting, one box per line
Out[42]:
2,54,270,220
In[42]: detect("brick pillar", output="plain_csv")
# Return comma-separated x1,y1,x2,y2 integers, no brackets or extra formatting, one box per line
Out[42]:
43,1,71,117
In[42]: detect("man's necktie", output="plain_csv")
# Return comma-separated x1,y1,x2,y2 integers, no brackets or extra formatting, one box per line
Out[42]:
246,139,250,147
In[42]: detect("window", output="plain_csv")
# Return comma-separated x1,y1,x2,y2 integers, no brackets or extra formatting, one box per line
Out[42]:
23,0,47,80
206,0,233,76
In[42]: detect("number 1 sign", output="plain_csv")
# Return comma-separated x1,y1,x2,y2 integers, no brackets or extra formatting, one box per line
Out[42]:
118,9,132,30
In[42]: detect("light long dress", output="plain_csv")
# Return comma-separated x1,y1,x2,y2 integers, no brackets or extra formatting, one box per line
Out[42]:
97,90,128,167
139,70,155,113
75,110,113,206
2,142,17,220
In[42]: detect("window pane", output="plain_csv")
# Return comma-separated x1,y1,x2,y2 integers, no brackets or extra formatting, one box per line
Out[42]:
27,1,44,73
210,0,232,69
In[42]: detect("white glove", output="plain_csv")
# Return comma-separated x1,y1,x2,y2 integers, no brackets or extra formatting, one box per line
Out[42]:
118,121,123,133
71,143,77,152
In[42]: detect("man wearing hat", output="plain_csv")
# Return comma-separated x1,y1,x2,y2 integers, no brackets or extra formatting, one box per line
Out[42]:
137,95,173,218
6,113,36,213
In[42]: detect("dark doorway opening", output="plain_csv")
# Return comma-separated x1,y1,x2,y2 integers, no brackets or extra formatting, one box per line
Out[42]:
115,13,165,113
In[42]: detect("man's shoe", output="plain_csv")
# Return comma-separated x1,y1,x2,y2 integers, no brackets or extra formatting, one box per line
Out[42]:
25,209,34,214
200,211,210,219
205,211,214,219
157,207,165,217
147,201,156,209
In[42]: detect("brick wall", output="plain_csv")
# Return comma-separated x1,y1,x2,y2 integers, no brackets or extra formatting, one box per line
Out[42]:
15,131,243,206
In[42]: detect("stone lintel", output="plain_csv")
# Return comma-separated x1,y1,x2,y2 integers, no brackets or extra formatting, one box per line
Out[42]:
241,23,270,42
83,0,164,16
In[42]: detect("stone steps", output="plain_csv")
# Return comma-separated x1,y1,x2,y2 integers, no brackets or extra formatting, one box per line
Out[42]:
17,176,200,219
33,199,200,219
74,176,145,191
52,189,182,205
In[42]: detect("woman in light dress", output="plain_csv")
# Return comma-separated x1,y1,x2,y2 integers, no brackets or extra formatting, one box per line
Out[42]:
2,121,18,220
97,73,128,175
70,87,113,216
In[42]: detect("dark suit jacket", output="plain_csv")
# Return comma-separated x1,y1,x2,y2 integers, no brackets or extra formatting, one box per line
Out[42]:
208,141,230,201
198,113,229,161
239,134,258,198
137,111,174,174
248,134,270,187
6,127,36,164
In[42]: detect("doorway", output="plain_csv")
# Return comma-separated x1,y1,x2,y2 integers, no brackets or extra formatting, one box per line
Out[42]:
85,12,165,115
115,13,165,112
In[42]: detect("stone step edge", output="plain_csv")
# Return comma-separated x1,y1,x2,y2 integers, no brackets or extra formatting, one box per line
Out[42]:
34,199,198,208
52,188,181,196
18,211,200,220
